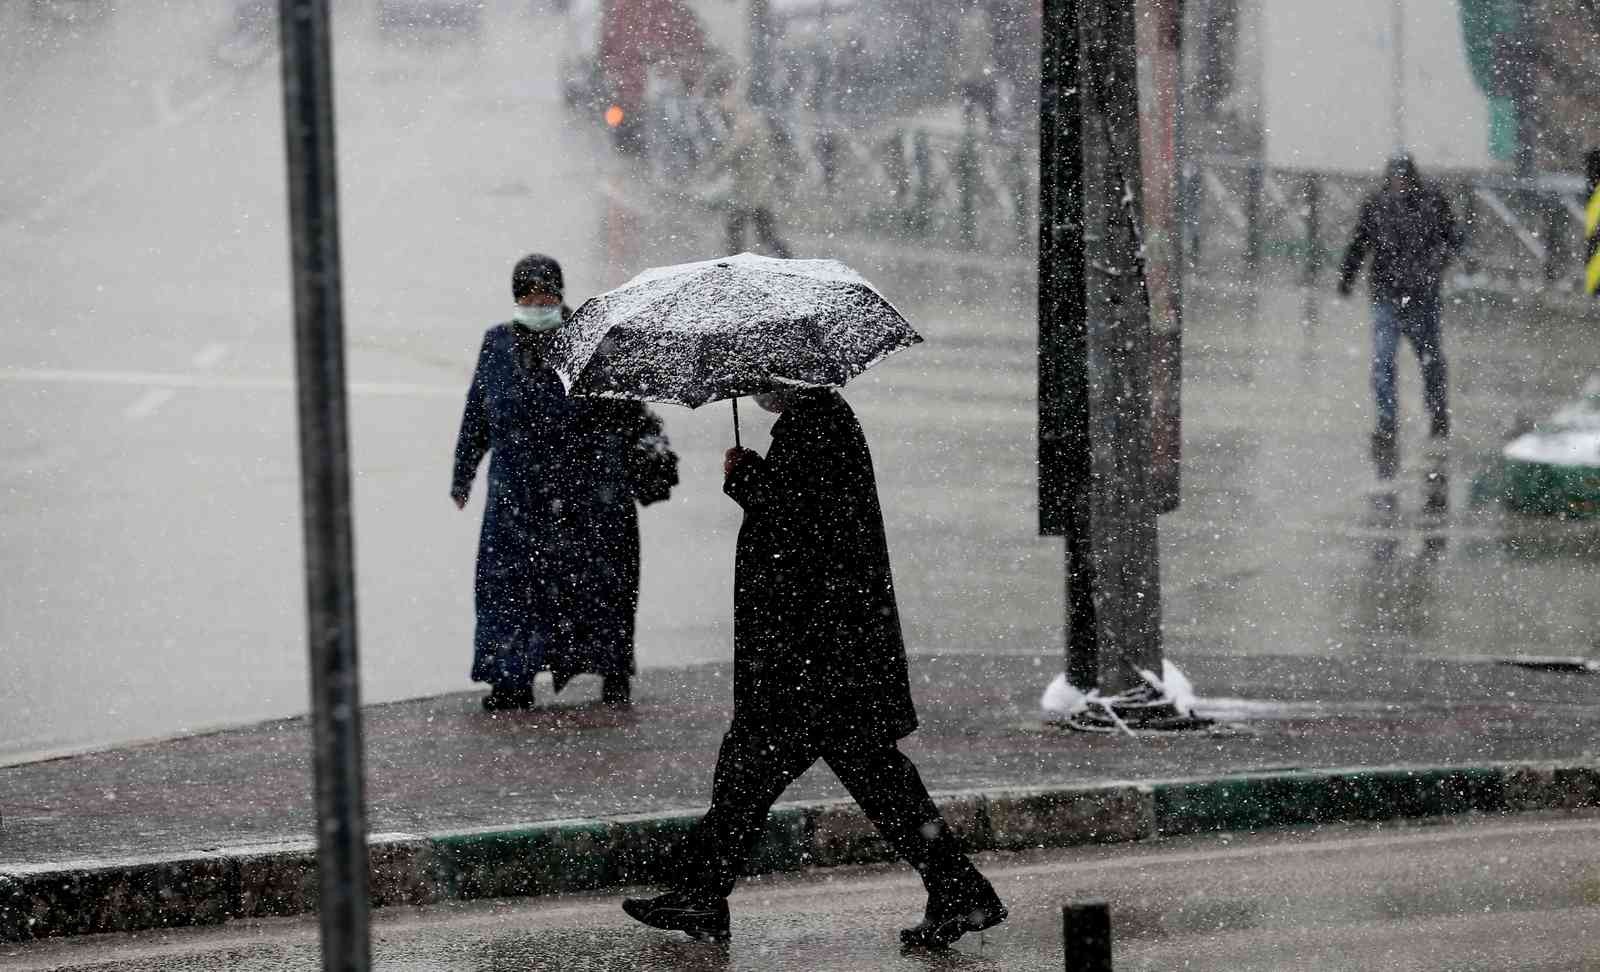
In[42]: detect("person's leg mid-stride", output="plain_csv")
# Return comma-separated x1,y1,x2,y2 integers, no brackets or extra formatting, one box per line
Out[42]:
826,739,1005,948
1370,299,1403,479
1401,296,1450,440
621,725,1004,947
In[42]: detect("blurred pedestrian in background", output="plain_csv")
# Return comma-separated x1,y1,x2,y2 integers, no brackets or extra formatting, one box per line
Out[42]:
1338,154,1463,480
622,388,1005,949
711,80,795,258
956,2,999,132
452,254,677,711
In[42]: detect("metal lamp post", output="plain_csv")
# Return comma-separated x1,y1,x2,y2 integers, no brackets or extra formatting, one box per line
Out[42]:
277,0,372,967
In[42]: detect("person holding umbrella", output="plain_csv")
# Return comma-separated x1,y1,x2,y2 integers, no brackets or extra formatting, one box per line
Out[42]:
545,254,1005,948
451,254,677,711
623,386,1005,948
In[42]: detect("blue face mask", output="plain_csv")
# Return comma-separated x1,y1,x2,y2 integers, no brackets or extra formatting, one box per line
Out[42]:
513,304,563,332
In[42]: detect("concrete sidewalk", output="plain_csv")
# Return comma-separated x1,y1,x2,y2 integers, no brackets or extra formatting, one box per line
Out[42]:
2,650,1598,942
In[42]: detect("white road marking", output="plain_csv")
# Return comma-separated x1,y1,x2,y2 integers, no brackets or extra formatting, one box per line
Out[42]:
121,387,177,421
1,366,460,400
190,342,229,370
120,343,229,420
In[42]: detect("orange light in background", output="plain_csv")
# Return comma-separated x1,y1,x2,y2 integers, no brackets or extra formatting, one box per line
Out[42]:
605,105,625,128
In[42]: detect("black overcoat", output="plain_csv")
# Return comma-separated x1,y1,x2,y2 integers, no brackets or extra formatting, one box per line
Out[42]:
452,321,665,691
723,390,917,743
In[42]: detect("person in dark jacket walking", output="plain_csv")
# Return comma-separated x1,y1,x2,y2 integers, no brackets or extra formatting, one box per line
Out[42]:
622,388,1005,949
1338,154,1463,479
452,254,675,711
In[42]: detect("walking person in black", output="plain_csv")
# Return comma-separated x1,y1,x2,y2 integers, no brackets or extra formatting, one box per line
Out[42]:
1337,154,1463,480
621,388,1006,949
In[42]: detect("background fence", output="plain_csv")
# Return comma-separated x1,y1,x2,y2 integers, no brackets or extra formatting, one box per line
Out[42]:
636,93,1597,296
1185,156,1595,297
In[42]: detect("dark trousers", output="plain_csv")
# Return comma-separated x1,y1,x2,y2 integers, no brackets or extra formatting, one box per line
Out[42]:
1372,296,1448,433
725,207,792,259
673,724,983,901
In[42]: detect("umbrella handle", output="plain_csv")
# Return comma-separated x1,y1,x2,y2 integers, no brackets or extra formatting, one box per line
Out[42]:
732,396,741,449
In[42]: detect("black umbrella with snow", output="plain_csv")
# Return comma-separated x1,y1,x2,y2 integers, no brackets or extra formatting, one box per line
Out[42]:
547,253,922,443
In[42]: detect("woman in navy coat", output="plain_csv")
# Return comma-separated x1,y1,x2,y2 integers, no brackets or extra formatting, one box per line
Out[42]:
452,254,673,710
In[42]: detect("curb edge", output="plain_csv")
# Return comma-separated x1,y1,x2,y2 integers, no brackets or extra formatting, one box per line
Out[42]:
3,759,1596,942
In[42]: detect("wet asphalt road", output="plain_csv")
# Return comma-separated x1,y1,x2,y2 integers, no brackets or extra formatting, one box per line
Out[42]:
4,812,1600,970
3,1,1599,761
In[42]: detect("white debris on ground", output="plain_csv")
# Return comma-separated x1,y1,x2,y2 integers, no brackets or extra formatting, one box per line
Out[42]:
1503,374,1600,467
1137,660,1198,716
1040,660,1198,736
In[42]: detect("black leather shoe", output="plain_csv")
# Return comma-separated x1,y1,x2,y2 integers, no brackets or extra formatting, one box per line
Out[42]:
901,885,1007,949
622,890,730,944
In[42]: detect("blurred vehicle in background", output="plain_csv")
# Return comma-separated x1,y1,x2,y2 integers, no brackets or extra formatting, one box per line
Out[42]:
376,0,485,36
561,0,713,155
558,0,1033,173
558,0,965,155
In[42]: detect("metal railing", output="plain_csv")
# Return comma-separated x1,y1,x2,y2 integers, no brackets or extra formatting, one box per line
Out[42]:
638,94,1038,254
1184,156,1594,295
636,96,1595,295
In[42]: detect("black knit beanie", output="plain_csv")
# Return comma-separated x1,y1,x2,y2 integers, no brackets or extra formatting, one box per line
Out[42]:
511,254,564,302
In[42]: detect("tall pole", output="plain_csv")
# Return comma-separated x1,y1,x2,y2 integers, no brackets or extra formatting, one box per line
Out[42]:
1079,0,1163,695
1389,0,1406,152
277,1,372,968
1038,0,1093,689
1137,0,1184,514
1040,0,1164,700
748,0,773,107
1509,3,1534,176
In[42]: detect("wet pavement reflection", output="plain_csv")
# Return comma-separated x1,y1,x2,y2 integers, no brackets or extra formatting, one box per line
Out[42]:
1155,280,1600,664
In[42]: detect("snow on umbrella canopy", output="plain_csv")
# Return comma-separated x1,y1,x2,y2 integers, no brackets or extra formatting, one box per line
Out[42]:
547,253,923,411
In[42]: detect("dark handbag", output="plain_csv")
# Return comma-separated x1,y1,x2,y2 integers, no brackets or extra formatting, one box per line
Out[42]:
628,414,679,506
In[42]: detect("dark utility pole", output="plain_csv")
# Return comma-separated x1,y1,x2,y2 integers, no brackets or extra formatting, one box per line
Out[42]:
1038,0,1091,689
1137,0,1184,513
748,0,773,107
278,1,372,968
1039,0,1164,700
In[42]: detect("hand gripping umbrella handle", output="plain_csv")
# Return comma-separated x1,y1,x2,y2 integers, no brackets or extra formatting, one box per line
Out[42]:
732,396,741,449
